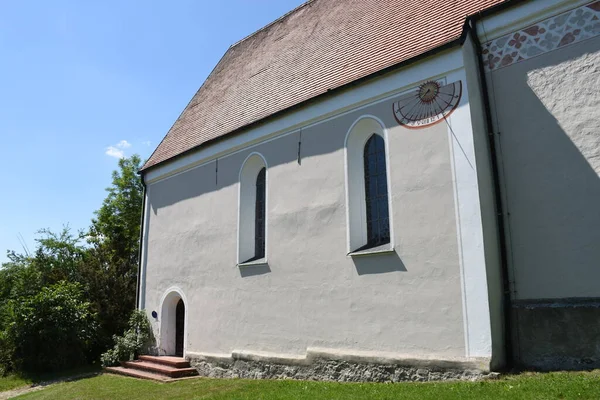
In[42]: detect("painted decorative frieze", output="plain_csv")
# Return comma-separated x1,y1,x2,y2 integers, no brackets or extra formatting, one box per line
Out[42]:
482,1,600,71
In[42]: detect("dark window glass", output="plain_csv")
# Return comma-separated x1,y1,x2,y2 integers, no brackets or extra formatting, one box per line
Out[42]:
254,168,266,259
363,134,390,248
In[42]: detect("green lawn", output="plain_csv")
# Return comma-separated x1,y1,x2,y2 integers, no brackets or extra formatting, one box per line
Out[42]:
0,374,31,392
10,370,600,400
0,366,101,396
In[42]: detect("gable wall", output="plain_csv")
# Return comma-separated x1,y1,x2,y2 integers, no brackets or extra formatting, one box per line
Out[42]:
142,84,466,359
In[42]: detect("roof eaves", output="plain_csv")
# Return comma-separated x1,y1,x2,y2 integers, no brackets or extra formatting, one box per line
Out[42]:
140,35,464,175
468,0,524,21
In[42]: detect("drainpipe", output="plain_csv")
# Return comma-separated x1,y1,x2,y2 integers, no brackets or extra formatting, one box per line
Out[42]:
135,173,147,311
466,16,514,371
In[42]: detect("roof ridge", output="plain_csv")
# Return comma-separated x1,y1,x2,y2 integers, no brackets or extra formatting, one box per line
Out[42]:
230,0,317,48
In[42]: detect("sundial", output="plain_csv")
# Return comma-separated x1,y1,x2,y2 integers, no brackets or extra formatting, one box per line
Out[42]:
392,80,462,129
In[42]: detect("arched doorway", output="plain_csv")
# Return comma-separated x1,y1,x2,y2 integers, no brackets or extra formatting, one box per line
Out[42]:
159,289,187,357
175,299,185,357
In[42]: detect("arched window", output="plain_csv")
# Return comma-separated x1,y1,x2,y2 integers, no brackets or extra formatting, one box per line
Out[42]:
344,116,394,254
238,153,268,265
363,134,390,248
254,168,266,260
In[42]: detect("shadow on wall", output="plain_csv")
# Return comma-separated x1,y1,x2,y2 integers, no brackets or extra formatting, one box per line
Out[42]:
352,251,407,275
488,38,600,369
236,251,408,277
238,263,272,278
148,120,346,214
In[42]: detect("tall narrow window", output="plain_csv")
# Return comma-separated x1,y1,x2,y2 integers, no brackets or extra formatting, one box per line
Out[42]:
363,134,390,248
345,117,393,254
238,153,268,265
254,168,266,260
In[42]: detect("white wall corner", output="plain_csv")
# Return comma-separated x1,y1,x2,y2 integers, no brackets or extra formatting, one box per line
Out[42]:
446,68,493,359
138,188,151,310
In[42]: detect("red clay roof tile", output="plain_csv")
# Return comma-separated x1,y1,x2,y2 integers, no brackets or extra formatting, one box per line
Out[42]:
142,0,505,171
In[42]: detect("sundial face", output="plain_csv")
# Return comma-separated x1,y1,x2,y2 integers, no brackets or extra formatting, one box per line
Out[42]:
392,80,462,129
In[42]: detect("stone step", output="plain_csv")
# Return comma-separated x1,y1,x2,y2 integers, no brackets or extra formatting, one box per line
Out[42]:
105,366,173,382
138,355,191,369
121,360,198,378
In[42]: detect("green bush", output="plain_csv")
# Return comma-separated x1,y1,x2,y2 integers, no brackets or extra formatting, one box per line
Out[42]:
0,330,12,376
100,310,154,367
5,281,97,373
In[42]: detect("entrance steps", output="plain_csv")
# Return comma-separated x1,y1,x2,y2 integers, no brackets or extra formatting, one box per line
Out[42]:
105,355,198,382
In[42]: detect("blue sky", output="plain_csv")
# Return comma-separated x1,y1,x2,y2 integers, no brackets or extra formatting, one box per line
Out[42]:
0,0,304,262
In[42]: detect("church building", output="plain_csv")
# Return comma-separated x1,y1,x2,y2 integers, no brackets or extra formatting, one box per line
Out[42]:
137,0,600,379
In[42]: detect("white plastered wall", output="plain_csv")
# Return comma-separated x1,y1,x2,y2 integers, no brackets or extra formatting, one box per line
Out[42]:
139,48,498,366
478,1,600,301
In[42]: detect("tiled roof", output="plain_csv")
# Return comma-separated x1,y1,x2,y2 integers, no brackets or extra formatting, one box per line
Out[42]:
142,0,505,171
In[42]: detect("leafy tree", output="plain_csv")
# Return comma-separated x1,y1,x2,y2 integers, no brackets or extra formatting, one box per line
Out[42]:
0,251,44,374
0,155,144,373
30,227,87,287
82,155,144,354
0,228,85,328
0,227,85,305
5,281,97,373
0,252,41,311
88,155,143,266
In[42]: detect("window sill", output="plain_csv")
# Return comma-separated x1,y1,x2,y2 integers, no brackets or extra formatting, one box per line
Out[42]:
237,258,268,268
348,244,394,258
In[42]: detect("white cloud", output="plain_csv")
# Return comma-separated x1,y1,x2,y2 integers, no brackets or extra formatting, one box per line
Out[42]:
105,146,125,159
105,139,131,159
116,140,131,149
142,140,151,147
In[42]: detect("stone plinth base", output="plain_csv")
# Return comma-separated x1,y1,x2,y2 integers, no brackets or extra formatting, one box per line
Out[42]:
186,349,495,383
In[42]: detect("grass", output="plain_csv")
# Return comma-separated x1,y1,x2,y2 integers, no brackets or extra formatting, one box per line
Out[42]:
0,374,31,392
0,365,101,395
10,370,600,400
